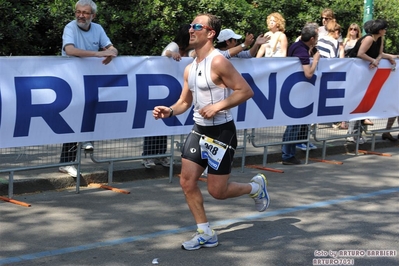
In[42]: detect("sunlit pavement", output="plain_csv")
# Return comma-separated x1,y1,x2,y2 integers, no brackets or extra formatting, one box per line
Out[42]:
0,147,398,266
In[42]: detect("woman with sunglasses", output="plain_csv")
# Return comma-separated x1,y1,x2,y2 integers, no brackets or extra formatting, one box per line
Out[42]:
343,23,361,58
335,24,360,133
318,8,345,58
318,8,335,38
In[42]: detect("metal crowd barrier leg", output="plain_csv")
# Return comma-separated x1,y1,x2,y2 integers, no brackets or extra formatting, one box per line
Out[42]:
75,143,82,194
108,161,114,184
262,146,268,167
239,129,249,173
169,135,175,183
8,171,14,199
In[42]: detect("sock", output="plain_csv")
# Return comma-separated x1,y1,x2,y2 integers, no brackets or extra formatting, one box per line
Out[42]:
197,222,212,235
250,182,260,195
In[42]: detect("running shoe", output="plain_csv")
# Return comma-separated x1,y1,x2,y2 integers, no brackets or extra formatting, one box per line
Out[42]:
155,157,170,167
181,229,218,250
296,143,307,151
82,142,94,151
59,165,78,178
346,137,365,145
282,157,301,165
250,173,270,212
308,142,317,150
142,159,156,168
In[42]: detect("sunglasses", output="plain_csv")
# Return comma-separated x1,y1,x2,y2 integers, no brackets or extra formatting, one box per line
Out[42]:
350,28,358,31
321,17,331,20
190,24,214,31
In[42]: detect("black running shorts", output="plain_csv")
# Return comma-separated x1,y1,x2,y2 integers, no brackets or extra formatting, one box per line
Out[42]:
181,120,237,175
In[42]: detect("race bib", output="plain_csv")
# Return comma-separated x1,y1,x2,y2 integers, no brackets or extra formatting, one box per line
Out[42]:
199,135,227,170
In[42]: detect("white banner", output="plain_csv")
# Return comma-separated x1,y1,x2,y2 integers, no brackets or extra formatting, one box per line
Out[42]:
0,56,398,148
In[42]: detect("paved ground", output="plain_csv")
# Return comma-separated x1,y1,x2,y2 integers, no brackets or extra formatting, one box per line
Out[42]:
0,146,398,265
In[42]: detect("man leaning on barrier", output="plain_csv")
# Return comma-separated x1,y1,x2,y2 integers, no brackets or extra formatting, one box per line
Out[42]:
59,0,118,177
281,23,320,165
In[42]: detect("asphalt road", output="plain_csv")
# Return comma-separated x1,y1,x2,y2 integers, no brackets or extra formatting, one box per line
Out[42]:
0,147,398,266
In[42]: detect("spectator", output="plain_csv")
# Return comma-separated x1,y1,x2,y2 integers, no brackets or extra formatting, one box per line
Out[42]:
382,117,399,141
152,13,269,250
317,20,347,130
340,23,362,133
345,22,370,142
142,24,193,169
256,12,288,58
347,19,398,143
318,8,344,58
355,19,396,72
161,24,194,61
293,22,319,151
317,20,342,58
215,29,269,58
281,23,320,165
59,0,118,177
343,23,362,135
343,23,361,57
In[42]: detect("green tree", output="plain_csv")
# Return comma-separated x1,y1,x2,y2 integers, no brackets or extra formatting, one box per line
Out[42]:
0,0,398,56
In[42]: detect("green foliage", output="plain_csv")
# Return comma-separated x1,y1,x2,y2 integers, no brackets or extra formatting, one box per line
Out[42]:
0,0,397,56
374,0,399,54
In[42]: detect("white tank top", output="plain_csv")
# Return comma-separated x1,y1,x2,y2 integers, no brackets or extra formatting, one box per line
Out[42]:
188,49,233,126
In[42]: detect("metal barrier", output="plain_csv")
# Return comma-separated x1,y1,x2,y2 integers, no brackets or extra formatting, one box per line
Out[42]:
89,136,176,183
250,124,313,165
0,143,83,198
237,129,251,172
312,121,362,159
1,118,398,199
362,117,399,150
311,118,399,159
0,131,251,199
249,118,398,166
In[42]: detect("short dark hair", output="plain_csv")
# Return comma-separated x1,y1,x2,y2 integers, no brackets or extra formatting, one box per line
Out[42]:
198,13,221,42
173,24,191,51
215,38,236,49
364,19,388,34
301,23,318,42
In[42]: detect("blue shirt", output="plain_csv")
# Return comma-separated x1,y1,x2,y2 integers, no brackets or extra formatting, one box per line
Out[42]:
62,20,112,56
217,49,252,59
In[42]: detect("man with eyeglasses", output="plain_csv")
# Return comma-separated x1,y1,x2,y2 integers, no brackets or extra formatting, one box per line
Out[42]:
153,14,270,250
59,0,118,178
281,23,320,165
62,0,118,63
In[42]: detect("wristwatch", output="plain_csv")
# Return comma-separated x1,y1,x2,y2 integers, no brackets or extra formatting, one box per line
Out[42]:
240,43,246,49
